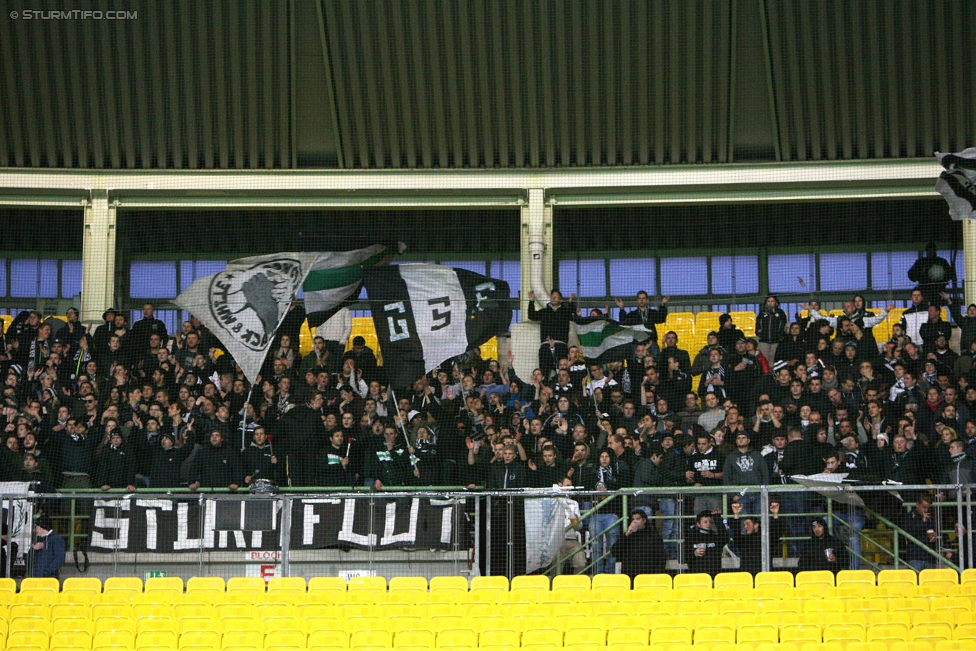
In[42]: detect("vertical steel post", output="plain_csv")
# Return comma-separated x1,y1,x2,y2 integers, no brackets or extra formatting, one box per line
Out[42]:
760,486,771,573
473,495,481,577
280,495,291,577
486,496,492,577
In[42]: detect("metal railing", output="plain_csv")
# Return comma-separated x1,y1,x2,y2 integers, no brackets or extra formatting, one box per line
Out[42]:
2,482,972,582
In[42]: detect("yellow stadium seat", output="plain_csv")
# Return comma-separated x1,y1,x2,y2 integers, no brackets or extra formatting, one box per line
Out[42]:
222,630,264,650
566,627,606,646
937,643,976,651
911,625,952,644
848,644,889,651
52,606,92,624
651,628,693,645
673,574,713,590
145,577,184,593
306,631,347,648
837,571,876,588
471,576,509,592
892,643,933,651
307,578,347,593
227,578,267,594
960,569,976,585
730,312,757,336
512,576,551,591
782,626,824,645
95,630,136,647
480,630,520,648
428,577,467,593
522,628,563,647
394,630,434,648
22,577,62,593
15,591,57,605
182,631,222,648
867,624,910,644
714,573,754,590
104,578,143,593
796,572,836,589
93,646,131,651
436,629,478,648
607,627,649,646
62,578,102,595
697,626,737,644
552,574,592,592
635,574,673,590
348,576,386,592
919,570,958,586
755,572,795,589
137,629,179,648
52,629,92,648
267,578,306,593
952,625,976,641
757,645,799,651
800,644,845,651
388,577,428,593
187,578,225,593
10,618,51,636
738,626,780,645
878,571,917,587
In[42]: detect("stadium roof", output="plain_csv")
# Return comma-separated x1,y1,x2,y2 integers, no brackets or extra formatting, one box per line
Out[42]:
1,0,972,170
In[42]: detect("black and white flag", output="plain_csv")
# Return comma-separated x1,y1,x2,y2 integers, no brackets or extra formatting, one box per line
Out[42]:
364,265,512,390
936,148,976,221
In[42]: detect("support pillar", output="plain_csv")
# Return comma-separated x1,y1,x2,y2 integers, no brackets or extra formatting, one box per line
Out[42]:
964,221,976,307
81,190,116,323
511,189,554,380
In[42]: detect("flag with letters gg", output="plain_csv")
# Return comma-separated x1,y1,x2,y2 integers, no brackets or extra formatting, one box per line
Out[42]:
363,265,512,390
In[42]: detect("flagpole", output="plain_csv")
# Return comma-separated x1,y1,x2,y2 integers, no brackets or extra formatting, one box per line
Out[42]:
389,387,411,445
240,383,258,451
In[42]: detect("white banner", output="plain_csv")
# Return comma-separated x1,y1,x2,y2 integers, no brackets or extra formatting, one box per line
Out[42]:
400,265,469,374
0,482,35,562
523,495,571,574
174,253,320,383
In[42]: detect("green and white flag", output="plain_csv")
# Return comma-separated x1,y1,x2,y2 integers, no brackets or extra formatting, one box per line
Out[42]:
303,244,393,327
576,320,651,363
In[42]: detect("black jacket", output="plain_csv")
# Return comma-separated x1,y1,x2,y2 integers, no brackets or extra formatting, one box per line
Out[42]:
93,444,134,488
320,443,352,487
799,530,848,573
619,305,667,343
487,459,530,490
149,444,188,489
684,520,728,576
729,518,791,575
611,525,666,578
527,301,579,343
192,443,243,488
756,308,788,344
242,443,278,485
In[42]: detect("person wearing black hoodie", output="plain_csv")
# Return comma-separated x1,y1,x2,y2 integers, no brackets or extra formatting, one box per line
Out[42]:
684,510,728,577
611,509,666,580
242,427,278,486
798,517,848,573
756,296,788,363
189,430,243,491
148,432,187,489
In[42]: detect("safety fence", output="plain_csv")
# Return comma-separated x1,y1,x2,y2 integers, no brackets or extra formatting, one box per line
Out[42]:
1,483,972,583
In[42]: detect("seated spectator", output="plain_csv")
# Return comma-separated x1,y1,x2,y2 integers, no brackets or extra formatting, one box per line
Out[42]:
684,510,727,577
611,509,666,580
799,516,848,574
728,501,791,574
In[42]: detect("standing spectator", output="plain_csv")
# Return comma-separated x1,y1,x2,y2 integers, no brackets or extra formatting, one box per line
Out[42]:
189,431,242,491
657,331,691,374
341,336,379,385
611,509,666,580
684,510,727,577
148,432,187,489
316,307,352,372
615,291,669,355
527,290,578,378
585,449,624,575
908,242,955,306
128,303,168,364
723,432,770,516
690,433,726,514
242,427,278,486
93,430,136,492
29,516,65,579
902,494,952,572
756,296,788,363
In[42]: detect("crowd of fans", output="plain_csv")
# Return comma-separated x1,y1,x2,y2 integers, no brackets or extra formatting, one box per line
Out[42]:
1,264,975,574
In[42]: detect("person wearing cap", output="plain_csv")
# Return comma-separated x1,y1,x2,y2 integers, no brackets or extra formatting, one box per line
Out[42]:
611,508,666,580
29,516,65,579
148,430,188,488
92,308,117,355
798,517,847,573
93,427,136,492
716,313,745,353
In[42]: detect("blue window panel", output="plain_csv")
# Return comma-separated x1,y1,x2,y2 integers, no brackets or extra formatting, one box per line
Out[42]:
559,259,605,298
939,250,964,284
0,259,5,297
440,260,487,275
660,257,708,296
820,252,868,292
61,260,82,299
358,286,367,300
130,309,181,337
179,260,227,292
130,261,177,299
10,259,58,298
490,260,521,297
871,251,917,291
711,255,760,295
769,254,815,294
609,258,656,297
